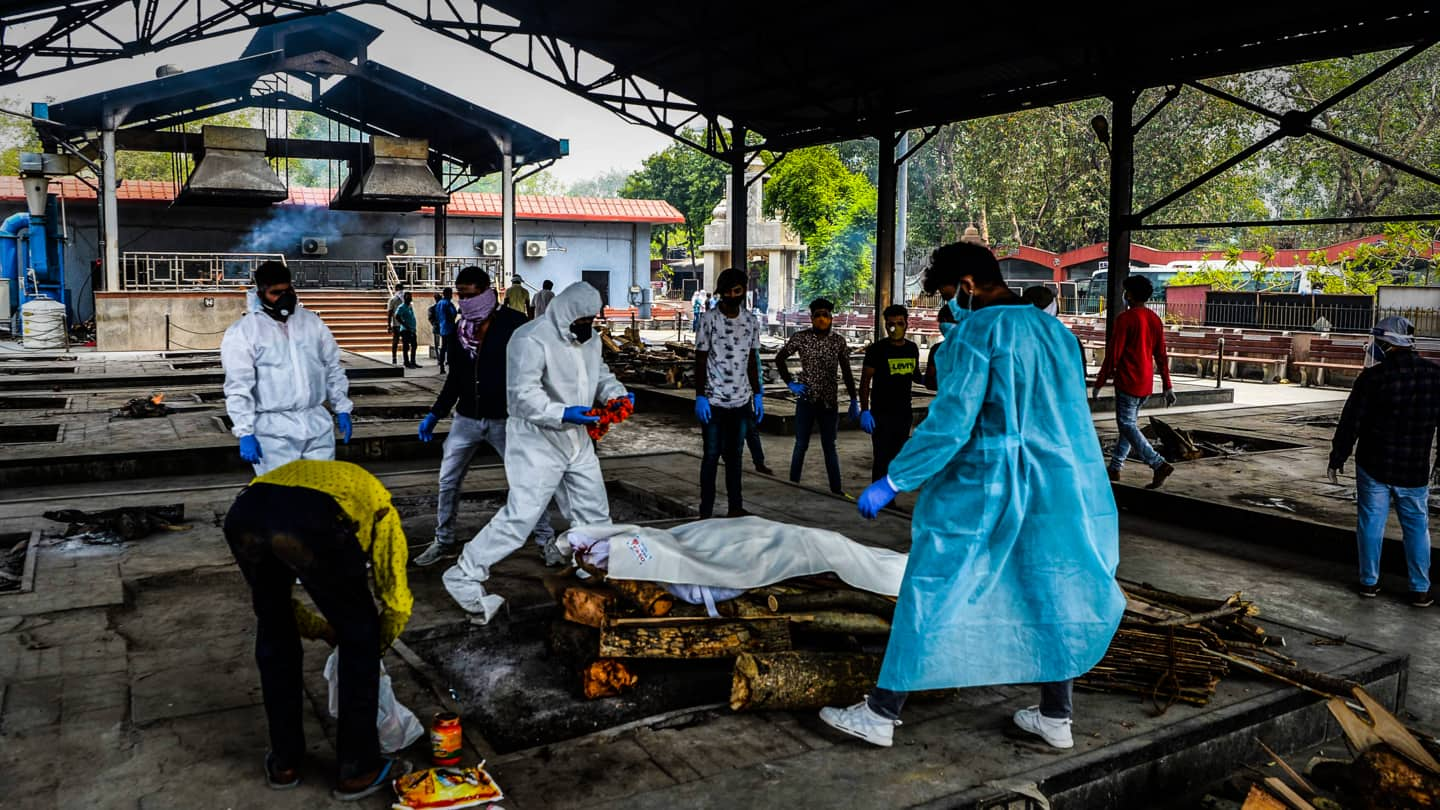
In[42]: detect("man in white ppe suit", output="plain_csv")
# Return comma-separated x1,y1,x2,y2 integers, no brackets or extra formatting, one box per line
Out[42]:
442,281,631,622
222,261,354,476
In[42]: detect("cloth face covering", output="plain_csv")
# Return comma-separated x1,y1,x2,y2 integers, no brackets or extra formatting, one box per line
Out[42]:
887,324,906,340
570,321,594,344
457,289,498,357
720,294,744,315
262,288,297,322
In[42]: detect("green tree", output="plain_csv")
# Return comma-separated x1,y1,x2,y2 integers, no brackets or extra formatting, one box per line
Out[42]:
566,168,630,198
619,130,727,261
764,145,877,305
0,99,40,176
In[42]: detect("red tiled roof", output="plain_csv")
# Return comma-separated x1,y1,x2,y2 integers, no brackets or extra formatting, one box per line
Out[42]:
0,176,684,225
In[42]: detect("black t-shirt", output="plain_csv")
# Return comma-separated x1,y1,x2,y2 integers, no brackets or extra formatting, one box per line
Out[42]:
864,339,920,415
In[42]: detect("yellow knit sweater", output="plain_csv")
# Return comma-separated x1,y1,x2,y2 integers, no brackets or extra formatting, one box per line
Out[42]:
252,460,413,649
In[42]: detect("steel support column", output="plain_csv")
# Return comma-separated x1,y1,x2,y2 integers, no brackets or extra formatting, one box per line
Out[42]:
500,151,515,287
896,131,908,309
875,128,898,340
433,203,448,258
1105,92,1136,347
100,128,120,291
729,125,747,280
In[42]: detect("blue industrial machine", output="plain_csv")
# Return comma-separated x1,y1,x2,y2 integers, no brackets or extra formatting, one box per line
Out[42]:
0,156,70,332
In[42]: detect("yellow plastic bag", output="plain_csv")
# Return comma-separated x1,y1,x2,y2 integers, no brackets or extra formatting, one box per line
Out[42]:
391,765,504,809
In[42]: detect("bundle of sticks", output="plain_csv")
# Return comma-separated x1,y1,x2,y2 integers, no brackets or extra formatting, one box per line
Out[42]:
543,566,896,709
1078,582,1285,710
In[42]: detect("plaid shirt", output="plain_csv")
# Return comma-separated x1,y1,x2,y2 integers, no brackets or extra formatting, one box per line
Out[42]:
1330,349,1440,487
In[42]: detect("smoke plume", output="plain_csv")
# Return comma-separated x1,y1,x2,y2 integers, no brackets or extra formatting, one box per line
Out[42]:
234,205,350,254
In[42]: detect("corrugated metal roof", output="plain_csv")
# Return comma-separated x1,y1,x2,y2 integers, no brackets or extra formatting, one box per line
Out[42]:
0,177,685,224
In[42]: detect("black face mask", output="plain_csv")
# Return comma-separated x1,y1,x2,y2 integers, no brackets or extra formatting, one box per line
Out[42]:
720,294,744,314
262,289,297,322
570,321,594,343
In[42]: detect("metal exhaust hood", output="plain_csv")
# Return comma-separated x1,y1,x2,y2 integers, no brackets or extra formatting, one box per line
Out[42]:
174,126,288,207
330,135,448,212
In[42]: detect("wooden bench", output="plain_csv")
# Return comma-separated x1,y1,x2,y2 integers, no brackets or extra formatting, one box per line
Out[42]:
1163,331,1224,378
1067,325,1107,366
1294,339,1366,387
1218,333,1292,383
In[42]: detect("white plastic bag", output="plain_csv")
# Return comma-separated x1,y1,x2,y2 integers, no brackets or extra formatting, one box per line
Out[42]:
323,649,424,753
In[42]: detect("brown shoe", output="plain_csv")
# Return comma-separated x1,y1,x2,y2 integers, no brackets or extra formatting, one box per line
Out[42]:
1146,462,1175,490
1107,468,1120,483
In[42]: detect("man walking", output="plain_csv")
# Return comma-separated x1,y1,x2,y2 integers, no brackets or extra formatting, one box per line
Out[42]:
821,241,1122,750
532,279,556,318
504,274,531,316
387,281,406,365
1329,316,1439,607
775,298,859,495
411,267,559,568
1092,275,1176,489
433,287,457,374
442,282,632,623
859,304,919,480
222,261,352,475
394,291,420,369
224,459,412,800
694,267,764,518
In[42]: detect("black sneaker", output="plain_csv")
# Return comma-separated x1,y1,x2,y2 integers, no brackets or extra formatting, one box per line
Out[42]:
1358,583,1381,598
1411,591,1433,608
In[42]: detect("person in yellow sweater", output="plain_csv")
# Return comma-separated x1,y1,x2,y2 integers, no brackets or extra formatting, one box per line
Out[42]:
222,459,413,801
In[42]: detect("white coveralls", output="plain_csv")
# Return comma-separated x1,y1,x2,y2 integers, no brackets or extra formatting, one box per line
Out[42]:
221,289,353,476
443,282,627,621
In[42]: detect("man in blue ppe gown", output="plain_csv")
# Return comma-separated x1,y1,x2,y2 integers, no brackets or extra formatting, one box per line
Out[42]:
820,241,1124,749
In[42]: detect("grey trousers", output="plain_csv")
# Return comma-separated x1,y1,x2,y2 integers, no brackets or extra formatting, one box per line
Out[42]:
868,680,1073,721
435,414,555,547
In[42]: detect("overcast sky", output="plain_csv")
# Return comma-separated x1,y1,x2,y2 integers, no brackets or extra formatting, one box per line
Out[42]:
3,6,673,186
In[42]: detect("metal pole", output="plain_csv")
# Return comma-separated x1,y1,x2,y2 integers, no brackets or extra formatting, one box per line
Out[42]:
1105,92,1136,349
896,131,909,308
875,128,898,341
101,128,120,291
500,151,515,289
730,125,747,289
434,202,448,259
165,313,170,351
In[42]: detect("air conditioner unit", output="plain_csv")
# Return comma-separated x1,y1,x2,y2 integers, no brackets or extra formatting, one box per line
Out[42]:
389,238,414,255
479,239,502,257
524,239,548,258
300,236,328,256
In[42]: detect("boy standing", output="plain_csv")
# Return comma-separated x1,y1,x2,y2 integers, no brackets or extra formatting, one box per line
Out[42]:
859,304,920,480
775,298,859,495
694,267,764,517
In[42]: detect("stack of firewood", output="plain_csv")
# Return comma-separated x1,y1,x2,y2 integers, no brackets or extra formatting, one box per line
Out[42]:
543,567,896,710
1079,582,1289,709
598,327,695,389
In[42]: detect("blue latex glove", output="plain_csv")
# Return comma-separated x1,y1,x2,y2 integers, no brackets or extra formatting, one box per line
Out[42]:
695,395,712,424
562,405,600,426
860,410,876,434
787,381,807,397
238,434,263,464
336,412,352,444
848,400,861,423
858,477,898,519
626,392,635,409
753,393,764,424
418,412,439,442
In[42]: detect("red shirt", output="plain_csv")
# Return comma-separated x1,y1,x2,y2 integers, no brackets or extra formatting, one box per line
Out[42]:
1096,306,1172,398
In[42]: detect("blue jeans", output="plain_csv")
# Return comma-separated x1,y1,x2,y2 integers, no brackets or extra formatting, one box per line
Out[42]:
1356,465,1432,593
868,680,1072,721
744,412,766,467
700,404,750,517
791,399,843,494
1109,392,1164,472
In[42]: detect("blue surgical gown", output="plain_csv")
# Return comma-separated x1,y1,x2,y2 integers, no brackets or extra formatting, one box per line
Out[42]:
877,303,1124,692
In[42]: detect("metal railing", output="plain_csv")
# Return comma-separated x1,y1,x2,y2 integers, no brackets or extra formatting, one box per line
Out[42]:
121,252,286,290
286,259,388,289
384,255,499,291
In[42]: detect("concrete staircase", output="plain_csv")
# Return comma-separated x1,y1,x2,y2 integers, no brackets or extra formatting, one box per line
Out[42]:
299,289,394,353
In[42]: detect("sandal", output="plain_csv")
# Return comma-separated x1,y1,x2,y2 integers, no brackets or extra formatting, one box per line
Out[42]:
332,757,410,802
264,751,301,790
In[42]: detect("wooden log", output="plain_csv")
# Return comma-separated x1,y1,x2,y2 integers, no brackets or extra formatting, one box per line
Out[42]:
561,583,618,628
1344,748,1440,808
608,578,675,617
730,651,882,711
766,590,897,618
599,617,790,659
581,659,638,700
1241,784,1289,810
787,611,892,635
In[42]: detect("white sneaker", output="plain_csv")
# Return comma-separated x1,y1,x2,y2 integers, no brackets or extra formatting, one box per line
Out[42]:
1013,706,1074,749
412,541,456,568
818,699,900,747
540,538,569,568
